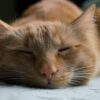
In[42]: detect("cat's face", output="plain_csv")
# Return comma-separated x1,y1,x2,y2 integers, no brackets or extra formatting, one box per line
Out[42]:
0,5,97,88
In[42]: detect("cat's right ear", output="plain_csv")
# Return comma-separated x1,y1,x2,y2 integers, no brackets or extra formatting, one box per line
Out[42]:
71,4,96,34
0,20,12,32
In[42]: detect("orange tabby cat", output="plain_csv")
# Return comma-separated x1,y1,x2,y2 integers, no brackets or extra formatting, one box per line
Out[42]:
0,0,99,88
95,8,100,34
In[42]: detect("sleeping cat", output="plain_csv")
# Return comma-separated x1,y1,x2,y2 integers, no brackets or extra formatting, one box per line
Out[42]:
0,0,99,88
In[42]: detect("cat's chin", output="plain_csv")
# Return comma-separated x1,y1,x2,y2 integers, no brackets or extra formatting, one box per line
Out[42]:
34,81,69,89
33,84,65,89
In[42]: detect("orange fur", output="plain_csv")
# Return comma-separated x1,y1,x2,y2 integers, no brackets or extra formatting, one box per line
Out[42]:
0,0,99,88
12,0,82,26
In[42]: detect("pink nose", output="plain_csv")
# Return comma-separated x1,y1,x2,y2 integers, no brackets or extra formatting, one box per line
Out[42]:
40,64,58,80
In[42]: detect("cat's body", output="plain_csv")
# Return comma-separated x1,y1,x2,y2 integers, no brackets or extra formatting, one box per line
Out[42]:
0,0,99,88
12,0,82,26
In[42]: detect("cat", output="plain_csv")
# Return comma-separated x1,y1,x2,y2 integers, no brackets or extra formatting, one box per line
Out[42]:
95,8,100,35
12,0,82,26
0,0,99,89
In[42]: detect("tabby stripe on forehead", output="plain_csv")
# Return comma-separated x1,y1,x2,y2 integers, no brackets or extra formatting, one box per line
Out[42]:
36,25,53,50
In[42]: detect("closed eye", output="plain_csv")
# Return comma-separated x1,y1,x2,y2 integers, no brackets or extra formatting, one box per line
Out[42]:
18,50,33,55
58,45,80,52
11,49,33,55
58,47,71,52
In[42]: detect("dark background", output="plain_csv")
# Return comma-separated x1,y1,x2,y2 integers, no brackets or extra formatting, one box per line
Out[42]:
0,0,94,22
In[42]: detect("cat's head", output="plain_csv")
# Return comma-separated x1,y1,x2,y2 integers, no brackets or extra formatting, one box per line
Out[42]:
0,5,97,88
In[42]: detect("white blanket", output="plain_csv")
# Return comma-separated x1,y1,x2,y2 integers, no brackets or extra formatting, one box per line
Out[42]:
0,77,100,100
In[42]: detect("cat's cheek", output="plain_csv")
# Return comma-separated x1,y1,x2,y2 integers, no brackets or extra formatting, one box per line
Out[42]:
58,51,79,66
48,70,70,88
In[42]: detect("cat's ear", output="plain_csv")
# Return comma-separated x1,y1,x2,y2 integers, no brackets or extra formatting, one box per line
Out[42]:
71,4,96,33
0,20,12,32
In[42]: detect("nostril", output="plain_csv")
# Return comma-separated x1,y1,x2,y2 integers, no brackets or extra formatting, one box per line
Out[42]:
41,71,54,77
40,70,57,81
51,72,56,76
40,65,58,80
41,73,46,77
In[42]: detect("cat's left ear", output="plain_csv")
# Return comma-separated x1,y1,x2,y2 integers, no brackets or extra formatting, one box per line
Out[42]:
71,4,96,33
0,20,12,32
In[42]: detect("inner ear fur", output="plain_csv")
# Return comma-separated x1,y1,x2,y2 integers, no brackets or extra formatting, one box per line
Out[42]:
0,20,12,32
71,4,96,34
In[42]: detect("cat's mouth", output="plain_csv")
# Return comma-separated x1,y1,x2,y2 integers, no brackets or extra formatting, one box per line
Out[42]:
36,71,70,89
31,78,64,89
39,80,57,89
36,77,69,89
32,81,55,89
